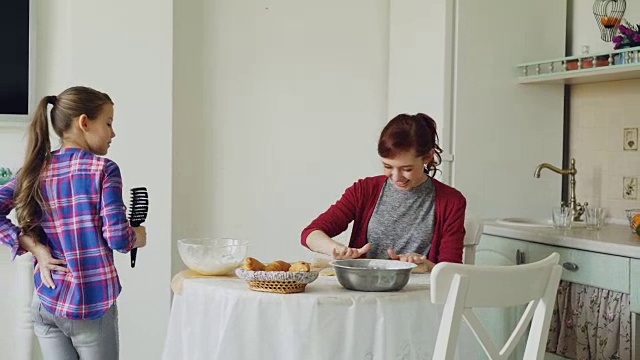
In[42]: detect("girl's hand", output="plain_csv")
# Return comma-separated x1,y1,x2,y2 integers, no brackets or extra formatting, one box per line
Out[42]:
31,243,68,289
133,226,147,248
387,248,435,272
332,243,371,260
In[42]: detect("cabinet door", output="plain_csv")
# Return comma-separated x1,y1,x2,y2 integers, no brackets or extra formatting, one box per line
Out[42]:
387,0,455,183
453,0,567,220
475,235,527,360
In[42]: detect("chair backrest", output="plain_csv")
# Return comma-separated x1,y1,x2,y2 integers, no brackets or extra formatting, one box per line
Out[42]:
430,253,562,360
462,217,482,264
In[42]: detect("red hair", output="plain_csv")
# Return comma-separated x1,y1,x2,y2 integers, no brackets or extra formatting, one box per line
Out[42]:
377,113,443,176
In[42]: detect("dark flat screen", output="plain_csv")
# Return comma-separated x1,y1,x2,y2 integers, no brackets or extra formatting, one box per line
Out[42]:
0,2,30,115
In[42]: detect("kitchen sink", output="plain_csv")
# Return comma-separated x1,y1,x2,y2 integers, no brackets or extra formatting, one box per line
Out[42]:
496,217,553,228
496,217,586,228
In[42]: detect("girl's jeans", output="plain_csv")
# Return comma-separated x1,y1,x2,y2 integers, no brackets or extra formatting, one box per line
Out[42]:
30,294,119,360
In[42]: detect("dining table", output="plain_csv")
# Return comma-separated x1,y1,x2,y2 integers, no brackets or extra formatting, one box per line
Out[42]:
162,270,480,360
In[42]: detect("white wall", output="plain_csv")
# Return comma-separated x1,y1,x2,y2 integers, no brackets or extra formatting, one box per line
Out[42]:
173,0,390,265
569,1,640,220
0,1,173,359
0,128,27,170
570,79,640,219
571,0,640,55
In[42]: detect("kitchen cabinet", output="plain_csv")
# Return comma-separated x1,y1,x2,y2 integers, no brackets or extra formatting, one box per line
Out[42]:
473,235,527,360
477,228,640,360
387,0,567,220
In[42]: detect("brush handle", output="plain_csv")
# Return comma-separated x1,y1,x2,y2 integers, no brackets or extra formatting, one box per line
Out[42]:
131,248,138,268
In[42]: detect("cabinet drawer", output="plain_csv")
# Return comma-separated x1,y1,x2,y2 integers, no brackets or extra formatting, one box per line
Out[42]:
524,242,629,294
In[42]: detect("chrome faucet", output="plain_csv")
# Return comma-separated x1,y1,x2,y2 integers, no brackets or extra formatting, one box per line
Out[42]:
534,158,587,221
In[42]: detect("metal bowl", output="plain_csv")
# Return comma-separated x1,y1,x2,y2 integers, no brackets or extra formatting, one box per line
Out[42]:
330,259,417,292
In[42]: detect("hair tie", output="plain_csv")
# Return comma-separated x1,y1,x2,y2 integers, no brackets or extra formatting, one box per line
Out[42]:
48,95,57,105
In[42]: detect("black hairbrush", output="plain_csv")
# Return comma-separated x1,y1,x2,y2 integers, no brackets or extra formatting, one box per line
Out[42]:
128,187,149,268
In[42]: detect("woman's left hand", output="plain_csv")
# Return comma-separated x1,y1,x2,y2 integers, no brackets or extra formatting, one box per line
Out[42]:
387,248,435,272
387,248,425,263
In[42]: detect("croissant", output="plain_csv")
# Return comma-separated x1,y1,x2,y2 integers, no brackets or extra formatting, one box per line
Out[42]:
289,261,311,272
242,257,266,271
265,260,291,271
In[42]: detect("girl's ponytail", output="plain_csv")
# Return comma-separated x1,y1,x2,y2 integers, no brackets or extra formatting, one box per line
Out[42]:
416,113,443,177
15,96,53,236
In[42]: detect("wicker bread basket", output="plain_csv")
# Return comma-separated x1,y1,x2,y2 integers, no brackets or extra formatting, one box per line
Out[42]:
235,269,319,294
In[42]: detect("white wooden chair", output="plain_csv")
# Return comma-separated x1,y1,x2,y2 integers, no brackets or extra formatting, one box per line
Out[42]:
462,217,482,264
430,252,562,360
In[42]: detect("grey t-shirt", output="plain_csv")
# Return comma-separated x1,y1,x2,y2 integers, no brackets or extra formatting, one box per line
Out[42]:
366,177,436,259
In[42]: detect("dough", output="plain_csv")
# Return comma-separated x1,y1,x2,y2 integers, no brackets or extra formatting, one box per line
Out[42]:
319,267,336,276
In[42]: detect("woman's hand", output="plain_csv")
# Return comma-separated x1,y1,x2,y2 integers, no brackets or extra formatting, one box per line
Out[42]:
387,249,425,263
332,243,371,260
31,242,68,289
387,248,435,272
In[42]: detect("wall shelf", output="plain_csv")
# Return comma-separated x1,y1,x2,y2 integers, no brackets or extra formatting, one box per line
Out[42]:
517,46,640,85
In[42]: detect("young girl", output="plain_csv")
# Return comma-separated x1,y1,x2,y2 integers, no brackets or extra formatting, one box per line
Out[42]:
301,113,466,272
0,86,147,359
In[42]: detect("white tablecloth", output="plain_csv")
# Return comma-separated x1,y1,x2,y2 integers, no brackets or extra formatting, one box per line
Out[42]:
163,274,479,360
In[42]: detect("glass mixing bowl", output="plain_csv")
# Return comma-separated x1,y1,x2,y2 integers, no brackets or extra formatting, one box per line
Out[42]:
177,238,249,276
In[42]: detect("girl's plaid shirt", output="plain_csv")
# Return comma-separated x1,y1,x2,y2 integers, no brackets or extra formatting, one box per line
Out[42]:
0,147,136,319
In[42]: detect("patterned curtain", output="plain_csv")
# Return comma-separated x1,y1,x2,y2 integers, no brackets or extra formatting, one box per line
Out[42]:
546,281,631,360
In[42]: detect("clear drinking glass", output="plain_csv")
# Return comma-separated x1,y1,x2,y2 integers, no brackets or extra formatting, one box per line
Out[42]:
585,207,605,230
552,206,572,229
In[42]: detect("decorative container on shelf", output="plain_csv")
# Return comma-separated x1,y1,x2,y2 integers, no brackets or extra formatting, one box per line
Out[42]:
615,52,629,65
566,55,610,69
0,168,12,185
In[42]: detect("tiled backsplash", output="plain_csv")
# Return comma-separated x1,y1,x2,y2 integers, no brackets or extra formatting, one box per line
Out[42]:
571,79,640,219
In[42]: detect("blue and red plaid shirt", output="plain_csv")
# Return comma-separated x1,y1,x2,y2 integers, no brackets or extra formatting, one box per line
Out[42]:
0,147,136,319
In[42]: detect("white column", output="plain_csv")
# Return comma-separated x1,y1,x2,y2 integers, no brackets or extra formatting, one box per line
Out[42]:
14,254,34,360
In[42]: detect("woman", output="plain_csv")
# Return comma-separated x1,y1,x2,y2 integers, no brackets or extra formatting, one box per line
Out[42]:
301,113,466,272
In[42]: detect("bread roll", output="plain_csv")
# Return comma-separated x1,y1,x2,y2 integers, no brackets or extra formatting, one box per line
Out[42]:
242,257,266,271
289,261,311,272
265,260,291,271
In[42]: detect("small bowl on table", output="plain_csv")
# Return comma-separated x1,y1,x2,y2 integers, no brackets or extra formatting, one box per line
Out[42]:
177,238,249,276
330,259,417,292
